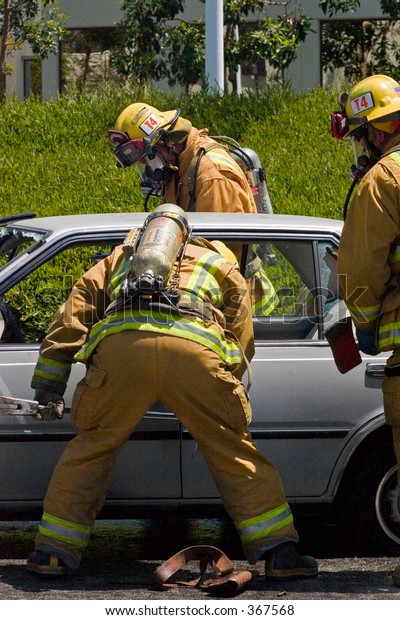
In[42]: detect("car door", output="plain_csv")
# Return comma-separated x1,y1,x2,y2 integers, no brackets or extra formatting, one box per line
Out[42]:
0,237,181,508
181,232,387,501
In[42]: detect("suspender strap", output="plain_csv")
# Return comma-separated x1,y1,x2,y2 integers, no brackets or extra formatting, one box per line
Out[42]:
187,141,231,212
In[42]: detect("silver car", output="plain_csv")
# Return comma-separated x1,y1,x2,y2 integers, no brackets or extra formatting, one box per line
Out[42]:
0,211,397,554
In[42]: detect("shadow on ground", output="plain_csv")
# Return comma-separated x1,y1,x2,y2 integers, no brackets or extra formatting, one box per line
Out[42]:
0,516,399,600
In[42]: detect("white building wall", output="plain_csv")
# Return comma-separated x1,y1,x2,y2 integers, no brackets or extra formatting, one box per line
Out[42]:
60,0,122,28
4,0,391,99
5,48,24,99
268,0,386,90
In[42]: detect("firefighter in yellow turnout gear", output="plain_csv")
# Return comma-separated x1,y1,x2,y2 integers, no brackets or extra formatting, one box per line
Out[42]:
26,206,317,580
109,102,277,318
333,75,400,585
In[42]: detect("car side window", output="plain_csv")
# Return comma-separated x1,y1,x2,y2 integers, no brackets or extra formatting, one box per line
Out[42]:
318,242,347,331
250,239,339,341
0,243,114,344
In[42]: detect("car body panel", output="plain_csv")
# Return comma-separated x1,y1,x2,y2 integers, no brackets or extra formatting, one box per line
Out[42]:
0,212,389,514
181,344,386,499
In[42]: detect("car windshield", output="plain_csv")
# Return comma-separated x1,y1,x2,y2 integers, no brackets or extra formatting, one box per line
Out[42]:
0,225,45,270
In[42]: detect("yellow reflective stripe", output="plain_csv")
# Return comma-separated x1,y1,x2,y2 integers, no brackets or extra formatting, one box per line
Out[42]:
75,312,242,366
39,512,91,548
389,152,400,166
252,273,278,317
109,257,130,300
237,504,293,543
111,252,223,306
33,355,71,384
185,251,224,305
379,322,400,348
389,244,400,265
347,302,381,323
206,149,242,174
100,249,241,365
205,150,256,213
252,293,278,316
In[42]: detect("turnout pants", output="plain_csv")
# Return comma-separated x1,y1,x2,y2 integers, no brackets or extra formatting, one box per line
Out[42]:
383,348,400,486
35,331,298,569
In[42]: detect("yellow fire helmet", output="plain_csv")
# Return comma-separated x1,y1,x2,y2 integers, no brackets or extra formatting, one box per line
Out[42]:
109,103,193,168
342,74,400,138
115,103,180,140
113,102,192,143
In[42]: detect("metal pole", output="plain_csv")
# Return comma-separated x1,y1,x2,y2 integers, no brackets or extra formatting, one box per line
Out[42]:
235,25,242,95
205,0,224,93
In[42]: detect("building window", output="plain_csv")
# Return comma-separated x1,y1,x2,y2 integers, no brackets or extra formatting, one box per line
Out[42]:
60,28,120,92
23,58,42,99
321,18,400,88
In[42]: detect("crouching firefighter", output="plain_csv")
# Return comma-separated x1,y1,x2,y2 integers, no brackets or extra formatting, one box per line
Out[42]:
26,204,318,580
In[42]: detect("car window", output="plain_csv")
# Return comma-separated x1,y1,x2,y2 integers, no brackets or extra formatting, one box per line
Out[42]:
250,239,340,341
0,243,116,344
0,226,46,270
318,241,347,332
0,233,342,345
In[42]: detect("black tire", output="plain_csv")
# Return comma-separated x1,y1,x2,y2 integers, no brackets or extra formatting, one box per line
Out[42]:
338,435,400,555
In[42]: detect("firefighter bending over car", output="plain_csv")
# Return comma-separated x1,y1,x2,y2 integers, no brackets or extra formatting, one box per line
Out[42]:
26,204,317,580
108,102,277,318
332,74,400,586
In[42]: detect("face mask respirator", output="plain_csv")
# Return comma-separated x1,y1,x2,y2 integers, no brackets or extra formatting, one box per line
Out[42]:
108,129,177,210
135,153,175,198
331,108,380,219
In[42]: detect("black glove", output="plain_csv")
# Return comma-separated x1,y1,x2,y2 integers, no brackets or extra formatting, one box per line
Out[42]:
356,328,380,356
34,389,65,421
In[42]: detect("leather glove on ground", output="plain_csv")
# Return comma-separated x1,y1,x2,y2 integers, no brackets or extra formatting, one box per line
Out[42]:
34,389,65,421
356,328,380,356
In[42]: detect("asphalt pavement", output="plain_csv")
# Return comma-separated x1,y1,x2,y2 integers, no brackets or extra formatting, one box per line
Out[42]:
0,519,400,600
1,556,400,600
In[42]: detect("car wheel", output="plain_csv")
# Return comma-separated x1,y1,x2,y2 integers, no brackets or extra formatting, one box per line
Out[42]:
338,438,400,555
375,464,400,547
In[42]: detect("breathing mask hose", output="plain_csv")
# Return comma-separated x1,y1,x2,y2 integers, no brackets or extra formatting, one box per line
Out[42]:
343,153,378,220
343,177,358,221
143,187,157,212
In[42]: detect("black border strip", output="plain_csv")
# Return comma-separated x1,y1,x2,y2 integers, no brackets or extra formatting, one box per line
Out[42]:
0,429,348,442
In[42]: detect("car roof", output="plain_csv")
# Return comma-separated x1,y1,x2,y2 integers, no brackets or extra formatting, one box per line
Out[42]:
6,212,343,236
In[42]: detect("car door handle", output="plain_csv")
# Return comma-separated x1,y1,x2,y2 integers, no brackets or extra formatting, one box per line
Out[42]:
365,362,386,377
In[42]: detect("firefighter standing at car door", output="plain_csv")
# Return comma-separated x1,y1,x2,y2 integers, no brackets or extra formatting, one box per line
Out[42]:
26,204,317,580
108,102,277,317
332,74,400,586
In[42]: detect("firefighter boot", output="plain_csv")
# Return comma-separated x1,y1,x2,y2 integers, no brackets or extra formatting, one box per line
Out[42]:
264,542,318,579
26,550,76,577
393,565,400,586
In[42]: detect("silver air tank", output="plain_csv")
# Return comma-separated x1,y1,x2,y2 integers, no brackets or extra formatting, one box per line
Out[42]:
130,204,190,284
240,148,273,214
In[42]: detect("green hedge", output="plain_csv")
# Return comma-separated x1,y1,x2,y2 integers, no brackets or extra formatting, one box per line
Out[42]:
0,85,354,341
0,84,352,220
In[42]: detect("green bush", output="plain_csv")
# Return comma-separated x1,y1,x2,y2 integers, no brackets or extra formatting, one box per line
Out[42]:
0,84,352,220
0,85,355,341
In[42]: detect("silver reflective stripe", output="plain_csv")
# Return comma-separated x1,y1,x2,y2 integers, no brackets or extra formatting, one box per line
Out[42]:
35,356,70,379
237,504,293,543
39,513,91,547
75,312,241,365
